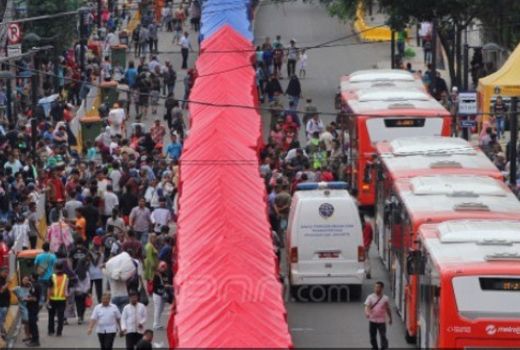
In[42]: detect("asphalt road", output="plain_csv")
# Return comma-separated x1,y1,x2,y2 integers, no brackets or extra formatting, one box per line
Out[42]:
255,0,389,145
255,1,413,348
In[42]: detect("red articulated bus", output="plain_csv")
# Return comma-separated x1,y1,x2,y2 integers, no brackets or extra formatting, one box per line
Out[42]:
411,219,520,348
375,174,520,344
375,136,504,264
339,70,452,207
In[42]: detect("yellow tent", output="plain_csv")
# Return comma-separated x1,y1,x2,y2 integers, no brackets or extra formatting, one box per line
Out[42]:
478,43,520,122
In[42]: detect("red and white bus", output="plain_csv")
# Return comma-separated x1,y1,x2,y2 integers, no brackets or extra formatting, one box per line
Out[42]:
376,174,520,343
339,71,452,207
375,136,504,263
411,219,520,348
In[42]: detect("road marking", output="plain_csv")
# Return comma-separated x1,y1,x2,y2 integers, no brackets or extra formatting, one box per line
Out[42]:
291,327,315,332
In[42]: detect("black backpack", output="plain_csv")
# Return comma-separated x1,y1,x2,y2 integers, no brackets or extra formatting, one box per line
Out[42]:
126,259,139,292
165,68,177,85
75,257,89,280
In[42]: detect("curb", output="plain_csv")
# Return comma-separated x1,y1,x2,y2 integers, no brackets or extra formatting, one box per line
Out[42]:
353,2,391,42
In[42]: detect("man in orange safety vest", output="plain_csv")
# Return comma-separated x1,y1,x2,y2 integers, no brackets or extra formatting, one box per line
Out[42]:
47,261,69,337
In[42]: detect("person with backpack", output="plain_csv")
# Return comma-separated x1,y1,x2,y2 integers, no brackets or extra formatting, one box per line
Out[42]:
88,241,104,304
163,61,177,96
73,258,90,325
34,242,57,304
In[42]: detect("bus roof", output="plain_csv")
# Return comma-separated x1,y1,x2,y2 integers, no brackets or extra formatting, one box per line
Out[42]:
377,137,501,180
348,69,417,83
346,90,449,115
379,136,473,156
420,220,520,270
340,70,425,99
395,175,520,224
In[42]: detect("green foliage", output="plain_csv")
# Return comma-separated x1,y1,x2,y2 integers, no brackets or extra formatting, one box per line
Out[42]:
326,0,359,21
24,0,81,59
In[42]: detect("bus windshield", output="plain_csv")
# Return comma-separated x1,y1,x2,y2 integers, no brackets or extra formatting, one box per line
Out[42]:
452,276,520,319
365,117,444,145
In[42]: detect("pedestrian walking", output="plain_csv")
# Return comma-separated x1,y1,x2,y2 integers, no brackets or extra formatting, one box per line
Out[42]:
364,281,392,350
121,290,147,350
493,95,508,139
179,32,193,69
47,262,68,337
298,49,308,79
285,74,302,108
25,273,41,347
88,292,122,350
361,215,373,279
148,22,159,54
0,268,10,339
135,329,153,350
129,198,152,246
287,40,299,77
152,261,173,330
34,242,56,304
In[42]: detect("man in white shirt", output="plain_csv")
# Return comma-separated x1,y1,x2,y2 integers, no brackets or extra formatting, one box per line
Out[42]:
11,216,30,253
108,105,126,136
150,197,171,233
179,31,193,69
109,162,123,194
121,291,147,350
319,125,335,152
306,114,324,140
104,29,119,54
64,192,83,222
103,185,119,222
88,292,121,350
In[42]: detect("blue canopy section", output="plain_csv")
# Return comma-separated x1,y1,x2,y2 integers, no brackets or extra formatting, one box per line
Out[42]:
200,0,253,42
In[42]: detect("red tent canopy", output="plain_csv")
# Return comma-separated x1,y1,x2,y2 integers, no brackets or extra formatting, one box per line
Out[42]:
169,25,292,348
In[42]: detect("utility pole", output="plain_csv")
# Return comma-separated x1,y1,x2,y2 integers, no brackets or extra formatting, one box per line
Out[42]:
5,75,12,124
510,97,518,188
431,19,438,98
463,44,469,91
390,31,396,69
455,25,462,88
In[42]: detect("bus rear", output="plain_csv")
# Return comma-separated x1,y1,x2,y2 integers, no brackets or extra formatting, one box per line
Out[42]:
415,220,520,348
346,89,451,207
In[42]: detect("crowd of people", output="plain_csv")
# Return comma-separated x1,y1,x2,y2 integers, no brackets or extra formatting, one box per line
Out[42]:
0,0,205,348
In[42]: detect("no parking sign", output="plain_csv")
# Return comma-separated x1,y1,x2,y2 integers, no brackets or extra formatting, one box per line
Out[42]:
7,23,22,45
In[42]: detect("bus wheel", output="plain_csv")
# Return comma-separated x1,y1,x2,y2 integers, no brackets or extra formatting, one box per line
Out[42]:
348,285,362,301
290,285,301,302
405,331,417,345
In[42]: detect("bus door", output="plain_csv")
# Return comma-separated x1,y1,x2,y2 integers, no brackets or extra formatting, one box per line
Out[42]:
419,254,440,348
391,205,407,318
374,163,386,259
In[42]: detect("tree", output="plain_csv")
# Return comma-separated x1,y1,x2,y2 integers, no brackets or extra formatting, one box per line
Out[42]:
326,0,508,87
24,0,80,59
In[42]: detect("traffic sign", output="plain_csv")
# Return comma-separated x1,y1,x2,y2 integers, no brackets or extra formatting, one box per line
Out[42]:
7,23,21,45
458,92,478,115
7,44,21,57
460,119,476,128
